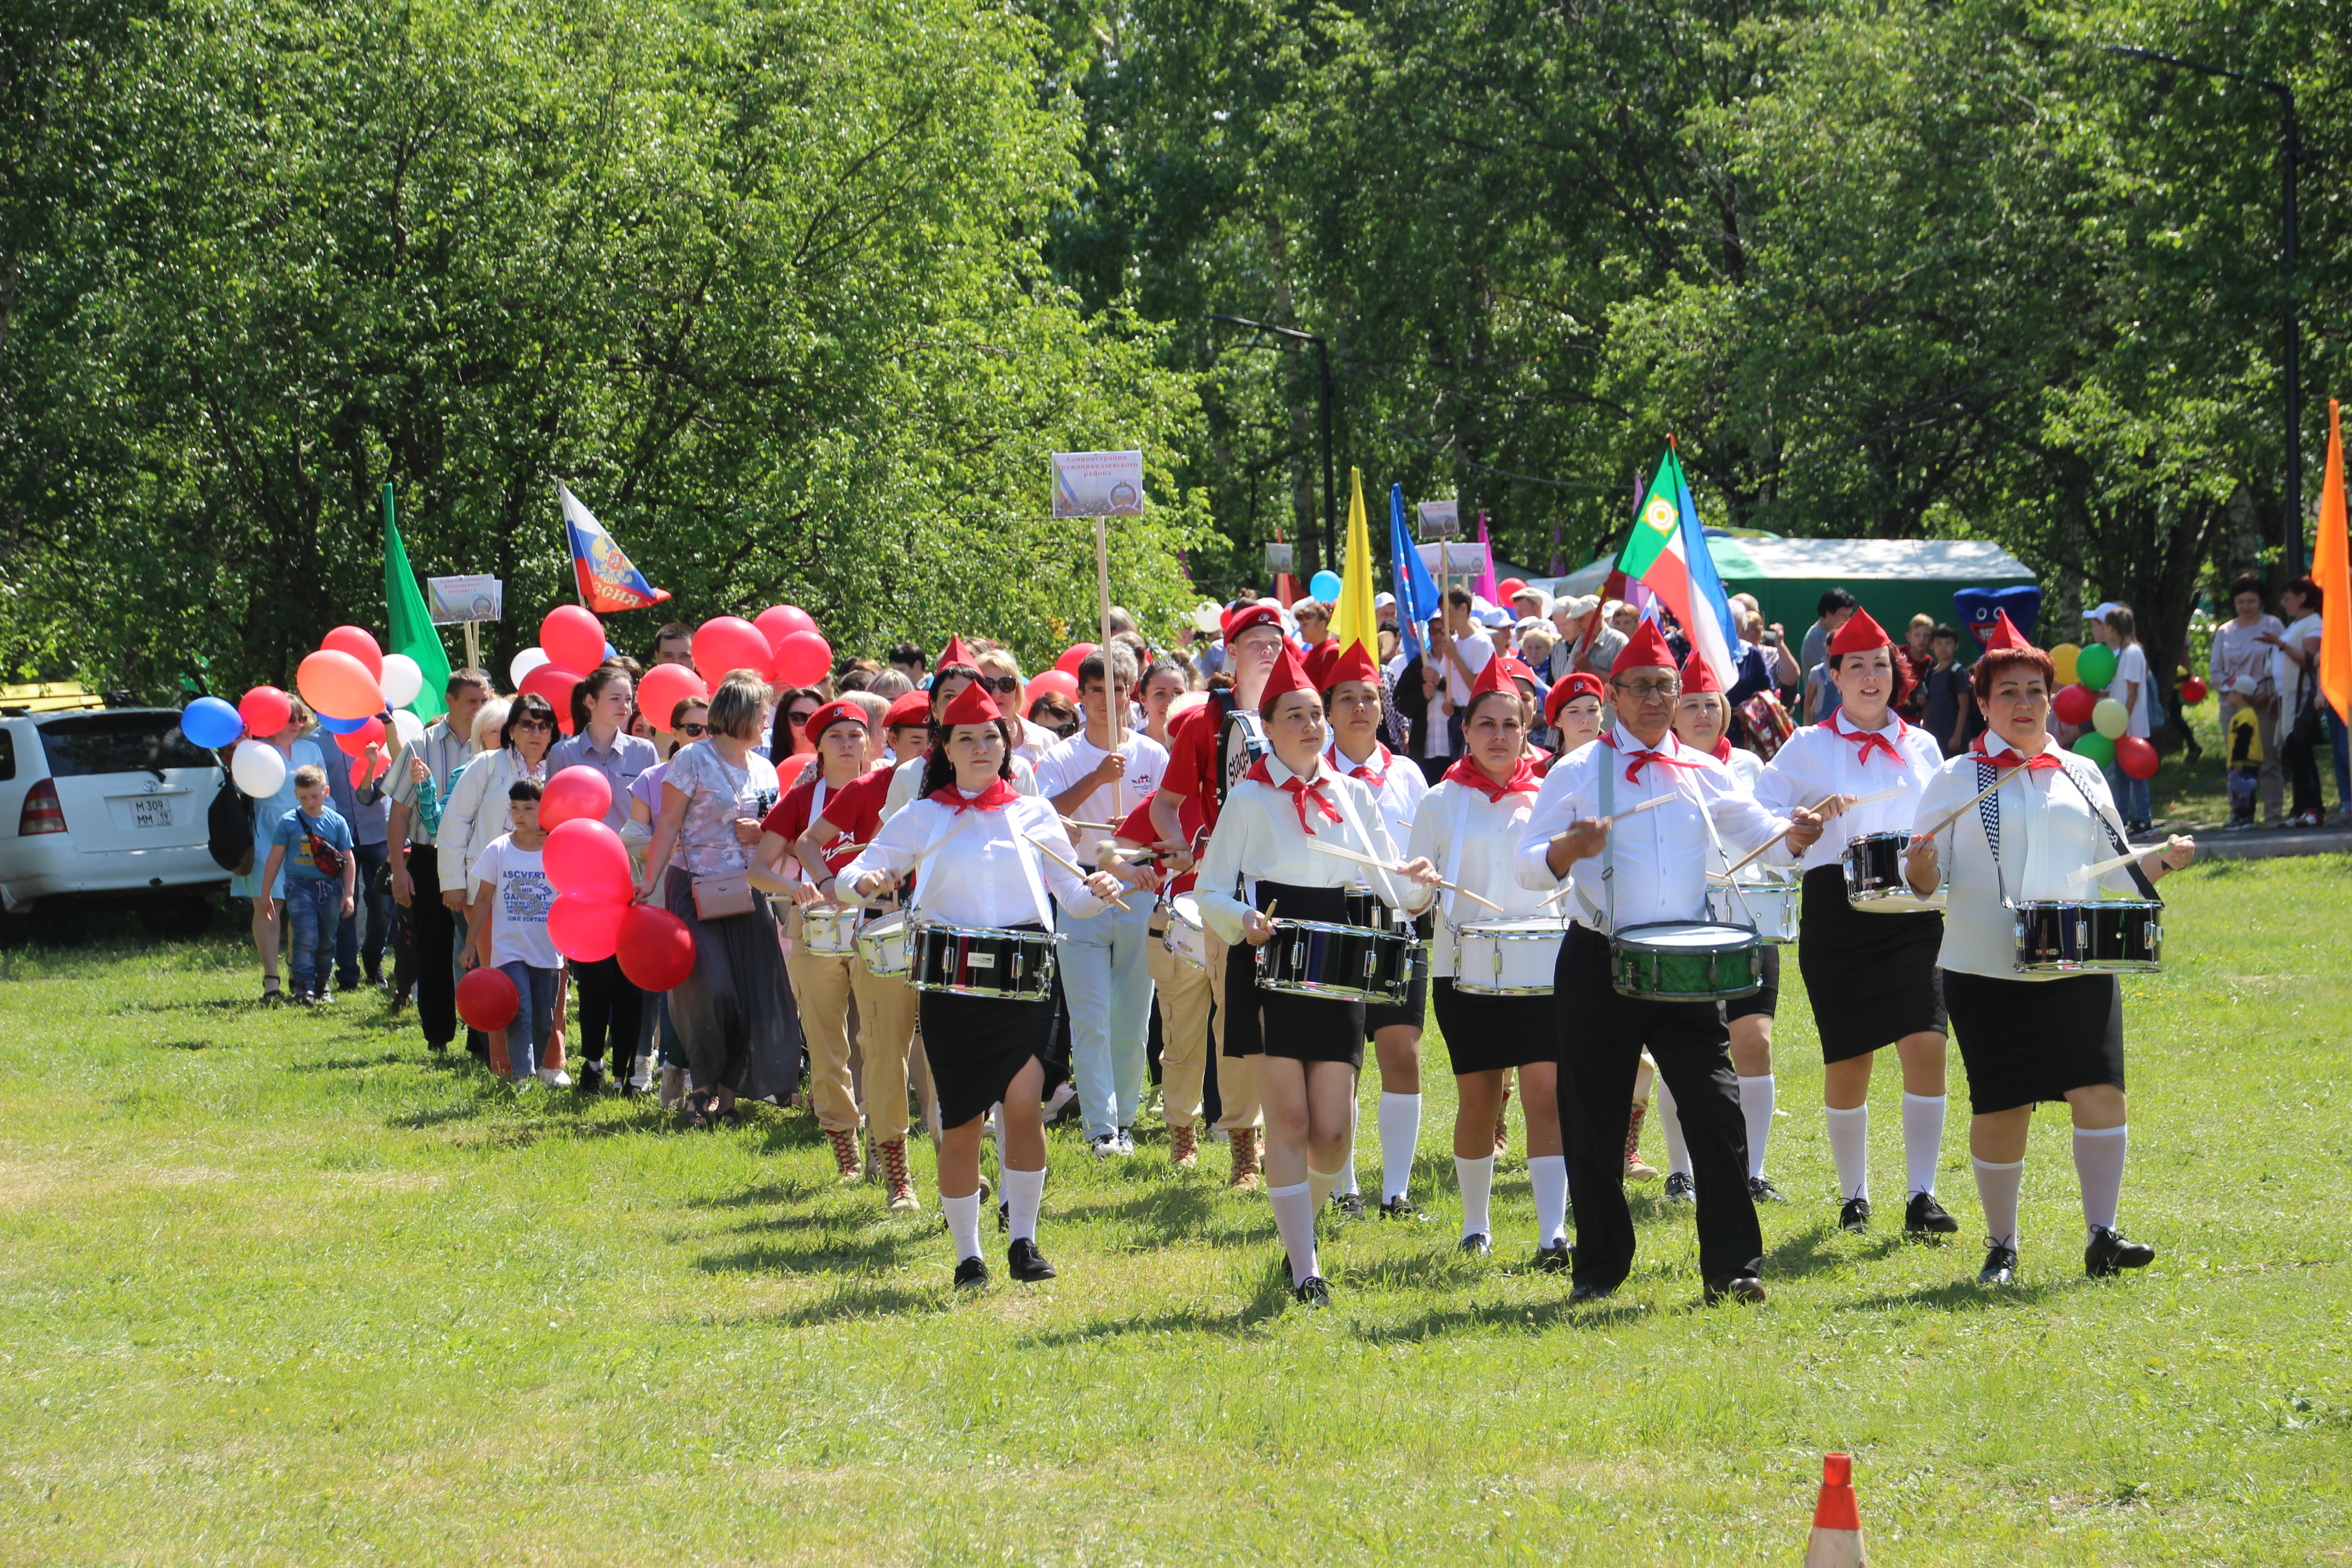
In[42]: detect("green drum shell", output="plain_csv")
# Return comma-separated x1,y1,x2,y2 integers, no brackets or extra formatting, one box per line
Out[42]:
1608,921,1764,1002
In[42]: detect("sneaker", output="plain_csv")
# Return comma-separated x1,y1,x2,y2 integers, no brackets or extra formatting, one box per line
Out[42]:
1905,1191,1960,1235
1114,1127,1136,1156
1042,1082,1079,1124
876,1139,918,1214
291,991,316,1008
1292,1275,1330,1310
1532,1240,1573,1273
1458,1232,1492,1257
952,1255,990,1290
1088,1133,1124,1159
335,974,361,995
1748,1175,1787,1204
1839,1197,1872,1233
538,1067,572,1089
1663,1172,1695,1204
577,1061,606,1094
1331,1191,1365,1220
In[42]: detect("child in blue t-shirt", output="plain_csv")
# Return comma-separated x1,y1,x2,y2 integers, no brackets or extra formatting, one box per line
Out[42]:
258,764,356,1005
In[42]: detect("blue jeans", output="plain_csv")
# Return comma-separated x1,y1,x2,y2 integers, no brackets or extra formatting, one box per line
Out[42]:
498,961,560,1082
2104,763,2151,826
2330,707,2350,809
284,876,342,998
1062,897,1156,1139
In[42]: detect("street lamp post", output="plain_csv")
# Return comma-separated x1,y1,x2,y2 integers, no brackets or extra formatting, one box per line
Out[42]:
2103,44,2303,578
1208,314,1339,580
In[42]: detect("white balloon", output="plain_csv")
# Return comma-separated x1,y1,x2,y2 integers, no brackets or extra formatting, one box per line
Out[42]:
231,740,287,798
379,652,424,709
510,646,550,687
391,709,426,750
2091,697,2130,740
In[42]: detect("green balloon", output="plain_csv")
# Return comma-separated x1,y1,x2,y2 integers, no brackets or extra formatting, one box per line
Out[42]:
2074,642,2118,689
2071,730,2116,769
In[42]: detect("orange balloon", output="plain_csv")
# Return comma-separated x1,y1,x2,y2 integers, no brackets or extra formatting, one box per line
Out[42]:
296,649,383,720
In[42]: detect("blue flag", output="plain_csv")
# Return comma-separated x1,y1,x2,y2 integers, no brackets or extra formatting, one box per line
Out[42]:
1391,483,1441,661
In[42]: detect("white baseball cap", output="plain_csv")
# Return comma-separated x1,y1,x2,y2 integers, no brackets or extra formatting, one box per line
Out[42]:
2085,602,2123,620
1374,591,1396,609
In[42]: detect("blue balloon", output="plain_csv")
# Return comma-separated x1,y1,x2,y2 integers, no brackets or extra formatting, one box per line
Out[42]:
1309,570,1343,602
179,696,243,750
315,711,369,735
604,641,618,658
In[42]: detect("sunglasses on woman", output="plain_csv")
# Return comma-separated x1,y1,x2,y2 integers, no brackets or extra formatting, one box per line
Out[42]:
677,721,709,737
514,717,553,732
787,709,818,728
979,676,1022,696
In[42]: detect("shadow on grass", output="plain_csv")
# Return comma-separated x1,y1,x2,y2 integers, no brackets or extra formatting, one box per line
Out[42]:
764,1280,949,1326
1050,1181,1223,1238
690,1177,836,1210
1013,1294,1292,1346
288,1051,412,1073
1350,1289,1648,1342
1837,1277,2070,1313
697,1223,935,1277
155,1038,215,1051
111,997,254,1014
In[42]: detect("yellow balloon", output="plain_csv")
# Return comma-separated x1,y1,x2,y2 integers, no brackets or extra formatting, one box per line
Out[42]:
2051,642,2081,685
2092,697,2129,739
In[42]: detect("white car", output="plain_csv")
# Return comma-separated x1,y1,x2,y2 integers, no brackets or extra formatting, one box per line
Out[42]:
0,706,230,934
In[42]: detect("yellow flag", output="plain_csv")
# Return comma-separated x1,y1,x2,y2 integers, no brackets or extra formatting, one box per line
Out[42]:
1330,467,1380,662
2317,398,2350,723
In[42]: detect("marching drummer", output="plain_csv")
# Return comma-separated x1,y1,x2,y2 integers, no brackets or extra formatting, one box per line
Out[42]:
1406,655,1569,1269
1321,639,1432,1221
1903,614,2194,1287
1514,621,1826,1305
1101,787,1216,1169
1193,643,1444,1309
836,682,1125,1290
1754,608,1959,1237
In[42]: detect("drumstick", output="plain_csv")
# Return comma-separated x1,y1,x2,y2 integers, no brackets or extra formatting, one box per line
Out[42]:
1914,767,2015,843
2068,835,2185,888
1717,793,1846,878
1024,834,1132,911
1303,837,1504,913
1063,818,1118,832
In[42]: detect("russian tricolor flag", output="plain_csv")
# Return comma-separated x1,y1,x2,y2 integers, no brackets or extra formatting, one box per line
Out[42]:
560,484,670,614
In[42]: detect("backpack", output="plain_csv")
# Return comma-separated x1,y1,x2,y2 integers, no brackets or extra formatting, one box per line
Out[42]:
206,774,255,876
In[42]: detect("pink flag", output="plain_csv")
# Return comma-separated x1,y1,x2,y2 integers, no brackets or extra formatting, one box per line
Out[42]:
1473,511,1501,602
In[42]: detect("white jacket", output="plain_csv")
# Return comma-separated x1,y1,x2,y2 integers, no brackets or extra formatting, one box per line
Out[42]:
436,748,550,894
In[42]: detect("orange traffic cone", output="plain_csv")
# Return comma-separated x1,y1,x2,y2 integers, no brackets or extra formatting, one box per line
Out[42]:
1803,1453,1867,1567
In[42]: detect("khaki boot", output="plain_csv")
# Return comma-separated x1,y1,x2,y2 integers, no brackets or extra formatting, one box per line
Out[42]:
1170,1124,1199,1171
877,1138,919,1213
1624,1100,1660,1181
823,1126,862,1182
1229,1127,1263,1192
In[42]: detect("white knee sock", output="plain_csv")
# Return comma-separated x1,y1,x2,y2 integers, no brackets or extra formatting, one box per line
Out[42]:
2073,1124,2129,1239
1455,1153,1495,1239
1826,1105,1870,1202
1656,1078,1693,1179
1973,1156,2024,1250
1268,1181,1320,1285
1529,1154,1568,1248
1002,1165,1046,1245
943,1191,982,1263
1379,1092,1421,1203
1737,1073,1775,1180
1307,1166,1342,1211
1902,1093,1947,1198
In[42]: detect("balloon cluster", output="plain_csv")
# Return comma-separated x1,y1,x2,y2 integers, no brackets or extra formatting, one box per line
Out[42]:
186,623,422,797
2048,640,2155,777
534,771,696,991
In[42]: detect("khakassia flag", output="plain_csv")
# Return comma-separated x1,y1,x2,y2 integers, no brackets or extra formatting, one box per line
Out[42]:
1614,445,1739,690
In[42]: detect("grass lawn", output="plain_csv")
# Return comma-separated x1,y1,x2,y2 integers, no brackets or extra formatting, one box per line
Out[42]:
4,857,2350,1565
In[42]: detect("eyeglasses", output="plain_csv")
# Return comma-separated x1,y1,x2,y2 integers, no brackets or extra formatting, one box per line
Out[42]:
979,676,1021,696
677,722,708,737
514,717,553,731
1614,679,1680,701
787,710,818,727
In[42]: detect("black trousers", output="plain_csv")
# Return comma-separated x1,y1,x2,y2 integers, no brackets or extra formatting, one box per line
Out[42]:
1555,925,1763,1292
406,844,459,1049
572,954,643,1067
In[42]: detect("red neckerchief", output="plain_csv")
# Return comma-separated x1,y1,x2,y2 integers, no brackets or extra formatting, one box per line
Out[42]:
1707,735,1733,763
1332,739,1391,789
1833,710,1907,766
1245,757,1344,834
1971,734,2062,773
1600,731,1708,785
1443,753,1540,804
930,777,1022,813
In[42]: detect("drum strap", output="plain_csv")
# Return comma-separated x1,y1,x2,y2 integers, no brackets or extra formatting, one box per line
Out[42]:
1597,746,1616,935
2055,761,2163,905
1975,757,2161,907
1328,769,1407,911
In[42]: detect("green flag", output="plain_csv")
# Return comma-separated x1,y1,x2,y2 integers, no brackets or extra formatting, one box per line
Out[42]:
383,484,452,720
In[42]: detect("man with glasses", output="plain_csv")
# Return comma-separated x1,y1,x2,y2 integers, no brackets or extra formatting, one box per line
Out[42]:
387,669,494,1056
1515,621,1825,1305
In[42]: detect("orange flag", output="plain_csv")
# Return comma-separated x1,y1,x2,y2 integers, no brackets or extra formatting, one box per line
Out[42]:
2318,399,2351,723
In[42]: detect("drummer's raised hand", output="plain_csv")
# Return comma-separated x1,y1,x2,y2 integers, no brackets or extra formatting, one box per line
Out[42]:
1784,805,1827,853
2144,834,2196,878
851,868,901,901
1546,819,1609,876
1817,793,1857,821
1083,870,1126,904
1902,833,1940,895
1397,855,1445,887
1240,908,1277,947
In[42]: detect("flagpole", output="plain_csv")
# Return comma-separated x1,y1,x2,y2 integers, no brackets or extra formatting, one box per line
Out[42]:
1095,513,1122,821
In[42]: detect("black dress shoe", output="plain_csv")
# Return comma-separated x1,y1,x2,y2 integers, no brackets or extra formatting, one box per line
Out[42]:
1458,1232,1491,1257
1663,1172,1695,1204
1839,1197,1872,1233
952,1255,990,1290
1703,1274,1768,1306
1378,1196,1424,1222
1567,1281,1615,1303
1532,1240,1573,1273
1977,1243,2018,1285
2084,1225,2156,1277
1007,1238,1057,1283
1332,1192,1366,1220
1906,1191,1960,1235
1293,1275,1331,1309
1748,1176,1787,1204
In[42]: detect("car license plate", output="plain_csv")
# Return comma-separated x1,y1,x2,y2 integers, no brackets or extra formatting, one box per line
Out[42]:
128,796,173,829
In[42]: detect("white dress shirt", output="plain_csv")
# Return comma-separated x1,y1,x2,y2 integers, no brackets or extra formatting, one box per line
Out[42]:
1193,753,1435,946
1325,735,1427,849
839,793,1103,931
1034,730,1169,867
1407,777,1557,976
1911,733,2144,980
1755,710,1945,873
1513,722,1795,931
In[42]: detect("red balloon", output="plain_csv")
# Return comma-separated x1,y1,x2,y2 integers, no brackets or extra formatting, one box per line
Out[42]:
540,764,613,829
1055,642,1098,676
543,818,633,902
637,664,710,732
540,605,608,676
1025,669,1078,703
320,625,384,680
2052,683,2098,727
755,604,818,649
768,629,832,687
2116,735,2160,780
455,966,519,1031
333,715,387,757
2179,676,2209,705
239,686,293,739
297,649,383,720
693,617,772,684
520,663,584,734
617,903,696,992
548,893,626,962
348,752,388,788
1497,578,1528,600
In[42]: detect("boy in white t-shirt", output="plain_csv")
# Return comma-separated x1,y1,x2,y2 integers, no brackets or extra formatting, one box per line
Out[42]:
465,778,562,1088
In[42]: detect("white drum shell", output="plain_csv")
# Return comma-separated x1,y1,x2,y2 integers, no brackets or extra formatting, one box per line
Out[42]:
1449,917,1568,995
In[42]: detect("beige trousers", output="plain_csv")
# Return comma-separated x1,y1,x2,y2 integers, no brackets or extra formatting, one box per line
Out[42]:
1150,936,1217,1130
1202,929,1262,1132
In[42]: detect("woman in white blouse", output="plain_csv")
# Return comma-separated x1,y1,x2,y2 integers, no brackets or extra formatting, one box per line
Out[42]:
1904,633,2194,1288
838,681,1121,1292
436,694,557,900
1406,657,1567,1269
1194,644,1441,1309
1755,609,1959,1239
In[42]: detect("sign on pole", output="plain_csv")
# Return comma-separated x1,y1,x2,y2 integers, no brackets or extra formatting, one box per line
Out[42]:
1051,451,1146,519
1418,500,1460,539
426,576,504,625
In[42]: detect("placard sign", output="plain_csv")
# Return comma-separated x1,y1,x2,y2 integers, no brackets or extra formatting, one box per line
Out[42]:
1051,450,1146,518
426,575,504,626
1264,542,1296,575
1418,500,1460,539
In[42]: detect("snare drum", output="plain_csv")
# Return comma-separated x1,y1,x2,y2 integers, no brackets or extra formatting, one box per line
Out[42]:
1843,831,1946,913
1712,872,1801,944
854,910,910,977
799,903,860,957
1450,916,1569,995
908,920,1058,999
1161,894,1210,971
2010,899,2161,974
1255,917,1416,1005
1609,921,1763,1002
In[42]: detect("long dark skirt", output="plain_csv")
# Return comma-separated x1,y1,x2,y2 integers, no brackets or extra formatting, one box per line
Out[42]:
663,867,804,1102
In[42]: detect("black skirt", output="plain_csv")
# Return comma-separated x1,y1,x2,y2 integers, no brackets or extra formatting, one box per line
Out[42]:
1723,943,1781,1024
1794,863,1948,1061
1431,977,1554,1074
1221,880,1365,1068
1942,967,2124,1116
1363,909,1432,1035
916,922,1059,1127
